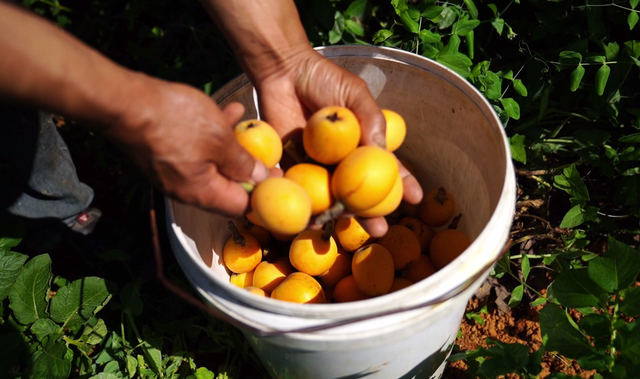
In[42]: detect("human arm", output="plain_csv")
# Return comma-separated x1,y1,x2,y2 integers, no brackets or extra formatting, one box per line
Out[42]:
199,0,423,236
0,1,268,217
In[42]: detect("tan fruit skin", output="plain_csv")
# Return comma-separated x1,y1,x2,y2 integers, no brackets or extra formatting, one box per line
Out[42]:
399,217,436,254
356,173,403,218
303,106,361,165
335,218,374,252
419,188,456,227
331,146,399,212
251,177,312,236
223,233,263,274
289,229,339,276
351,244,395,297
333,275,369,303
318,247,352,288
402,254,438,283
376,225,422,270
382,109,407,152
270,272,326,304
234,120,283,168
429,229,471,270
252,258,293,294
284,163,334,215
230,271,254,288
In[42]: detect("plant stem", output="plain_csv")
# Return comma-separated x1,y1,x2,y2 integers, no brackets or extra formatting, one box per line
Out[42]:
609,292,621,372
509,253,555,260
125,311,164,377
228,220,247,247
322,219,335,241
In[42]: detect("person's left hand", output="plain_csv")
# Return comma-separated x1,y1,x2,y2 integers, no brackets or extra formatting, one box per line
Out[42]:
252,47,423,237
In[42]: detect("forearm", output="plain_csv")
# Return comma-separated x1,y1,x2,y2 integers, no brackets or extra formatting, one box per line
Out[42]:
199,0,312,84
0,1,142,129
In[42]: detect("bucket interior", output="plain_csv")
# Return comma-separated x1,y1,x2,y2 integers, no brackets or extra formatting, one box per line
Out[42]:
167,46,512,319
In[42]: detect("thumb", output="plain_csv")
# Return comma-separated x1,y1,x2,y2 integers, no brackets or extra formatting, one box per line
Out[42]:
214,102,269,185
343,76,387,148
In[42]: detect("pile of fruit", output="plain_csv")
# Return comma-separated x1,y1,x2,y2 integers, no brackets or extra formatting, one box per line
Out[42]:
222,106,471,303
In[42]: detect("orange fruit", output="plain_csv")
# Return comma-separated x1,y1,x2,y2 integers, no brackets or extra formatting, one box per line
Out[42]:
234,119,283,168
222,222,262,274
236,217,271,248
382,109,407,152
419,187,455,227
284,163,333,215
252,258,294,294
389,277,413,293
251,177,312,235
332,275,369,303
317,247,352,288
289,228,339,276
429,229,471,269
303,106,361,165
375,225,421,270
331,146,399,212
402,254,437,283
398,217,436,254
334,218,374,252
244,286,267,297
351,244,395,297
270,272,326,304
356,172,403,218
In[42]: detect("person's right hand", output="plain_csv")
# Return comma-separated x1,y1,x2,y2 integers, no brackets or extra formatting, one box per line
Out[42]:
103,74,269,217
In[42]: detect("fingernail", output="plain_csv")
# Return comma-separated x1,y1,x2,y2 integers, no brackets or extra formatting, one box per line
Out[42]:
373,133,387,150
251,161,269,183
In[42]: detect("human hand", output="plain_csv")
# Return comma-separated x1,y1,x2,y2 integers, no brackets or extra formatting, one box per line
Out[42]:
252,48,423,237
103,74,269,217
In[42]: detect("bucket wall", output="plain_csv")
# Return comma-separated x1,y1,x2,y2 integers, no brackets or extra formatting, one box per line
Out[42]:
165,46,516,379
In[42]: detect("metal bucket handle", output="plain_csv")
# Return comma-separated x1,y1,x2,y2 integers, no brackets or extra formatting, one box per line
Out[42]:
151,191,512,337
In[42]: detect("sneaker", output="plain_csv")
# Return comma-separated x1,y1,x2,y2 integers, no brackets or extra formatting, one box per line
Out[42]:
65,207,102,236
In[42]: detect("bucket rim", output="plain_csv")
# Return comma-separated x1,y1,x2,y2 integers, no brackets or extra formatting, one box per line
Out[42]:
166,45,516,322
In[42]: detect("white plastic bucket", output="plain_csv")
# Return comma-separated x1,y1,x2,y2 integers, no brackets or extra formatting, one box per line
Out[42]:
165,45,516,379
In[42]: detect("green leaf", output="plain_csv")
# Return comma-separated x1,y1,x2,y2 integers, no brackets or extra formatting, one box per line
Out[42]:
509,284,524,307
500,98,520,120
553,164,589,201
0,221,25,251
81,318,108,345
400,11,420,33
604,42,620,60
194,367,216,379
621,286,640,317
625,40,640,58
328,12,345,45
50,277,114,332
419,29,441,44
479,71,502,99
345,19,364,37
559,51,583,69
454,19,480,36
595,64,611,96
126,355,138,378
540,304,593,359
463,0,479,19
629,11,639,30
531,297,547,307
0,250,28,302
620,132,640,144
372,29,393,44
421,5,444,20
391,0,408,15
579,313,612,350
588,236,640,292
560,205,599,228
437,7,457,30
491,18,504,35
522,254,531,281
631,0,639,8
344,0,367,18
31,336,73,379
477,340,530,378
619,321,640,364
509,134,527,164
8,254,52,325
570,65,585,92
436,52,472,78
31,318,61,342
441,34,461,54
551,268,607,308
89,374,120,379
513,79,528,97
121,279,143,317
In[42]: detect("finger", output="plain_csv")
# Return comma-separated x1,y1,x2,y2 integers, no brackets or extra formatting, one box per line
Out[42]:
222,102,245,124
342,74,387,148
355,216,388,238
398,159,423,204
191,168,252,217
213,112,269,186
269,166,284,178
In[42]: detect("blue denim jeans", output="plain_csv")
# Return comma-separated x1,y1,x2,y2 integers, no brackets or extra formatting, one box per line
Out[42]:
0,105,94,225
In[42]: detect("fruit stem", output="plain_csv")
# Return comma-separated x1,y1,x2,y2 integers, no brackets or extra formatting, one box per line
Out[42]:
449,213,462,229
322,219,335,241
242,216,255,230
240,182,255,193
435,187,448,205
228,221,247,247
314,202,345,227
327,112,341,122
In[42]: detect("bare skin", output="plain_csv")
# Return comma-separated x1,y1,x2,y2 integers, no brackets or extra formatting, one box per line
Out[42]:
0,0,422,236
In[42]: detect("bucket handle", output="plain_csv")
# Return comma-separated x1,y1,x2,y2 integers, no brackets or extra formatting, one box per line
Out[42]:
152,192,512,337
